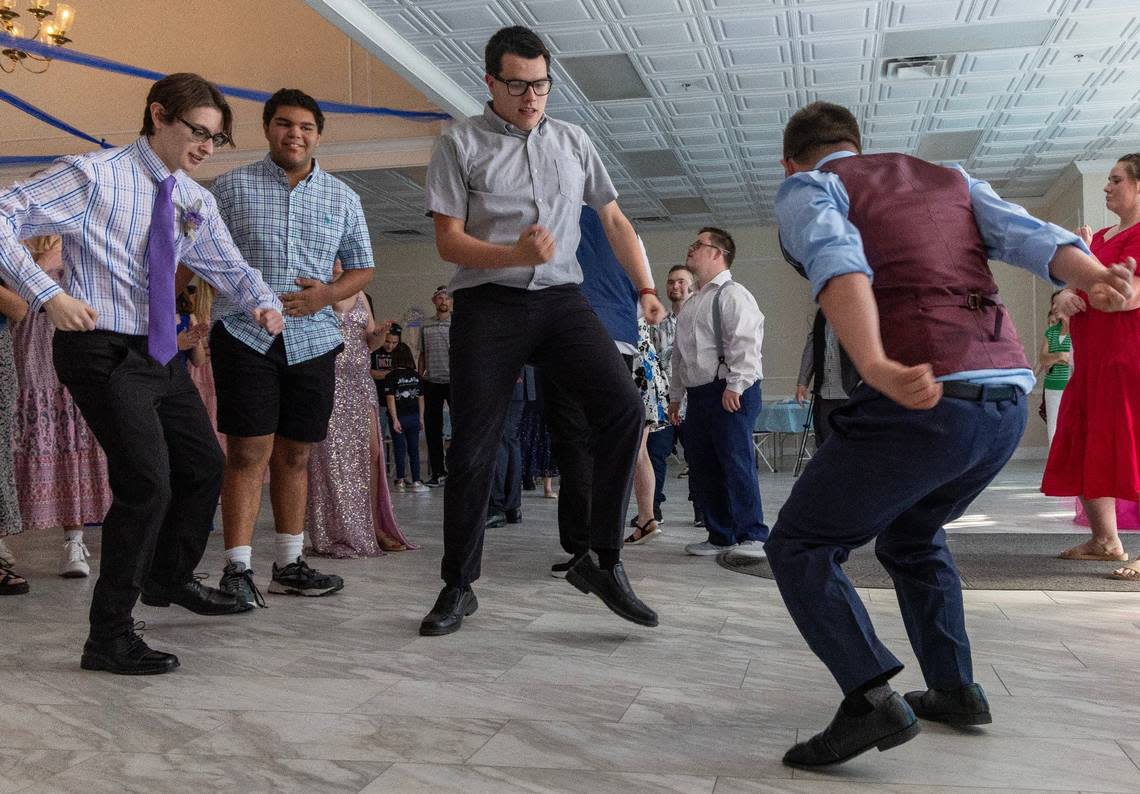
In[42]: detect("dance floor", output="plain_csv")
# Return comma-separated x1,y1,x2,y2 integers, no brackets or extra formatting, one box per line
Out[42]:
2,459,1138,792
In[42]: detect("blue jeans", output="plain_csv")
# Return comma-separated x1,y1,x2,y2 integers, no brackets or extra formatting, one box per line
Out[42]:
391,411,422,482
684,380,768,546
646,423,676,510
765,384,1026,694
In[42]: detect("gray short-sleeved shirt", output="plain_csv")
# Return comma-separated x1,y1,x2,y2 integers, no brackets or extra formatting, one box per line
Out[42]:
425,103,618,292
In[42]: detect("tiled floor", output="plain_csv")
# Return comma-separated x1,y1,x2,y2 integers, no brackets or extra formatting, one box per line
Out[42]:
2,460,1138,793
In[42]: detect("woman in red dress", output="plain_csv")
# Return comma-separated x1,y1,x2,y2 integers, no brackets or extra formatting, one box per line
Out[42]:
1042,153,1140,579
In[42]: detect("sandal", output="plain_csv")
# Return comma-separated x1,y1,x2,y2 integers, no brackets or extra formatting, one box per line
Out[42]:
0,537,14,568
1110,561,1140,581
624,517,661,545
1058,541,1129,562
0,565,29,596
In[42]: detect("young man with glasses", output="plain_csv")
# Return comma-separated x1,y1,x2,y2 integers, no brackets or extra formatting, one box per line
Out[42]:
420,25,665,635
666,229,769,558
0,73,284,674
209,89,375,608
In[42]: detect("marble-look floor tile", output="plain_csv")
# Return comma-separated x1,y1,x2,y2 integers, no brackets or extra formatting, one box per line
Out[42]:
468,720,794,777
361,763,716,793
0,706,226,753
714,779,1079,793
0,749,95,794
498,651,751,690
20,753,389,793
351,680,638,722
620,684,839,728
177,712,504,763
792,734,1139,792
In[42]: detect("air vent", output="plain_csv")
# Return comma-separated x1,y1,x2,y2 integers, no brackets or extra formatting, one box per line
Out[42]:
632,216,671,223
660,197,711,215
560,54,651,101
882,55,955,80
385,229,424,237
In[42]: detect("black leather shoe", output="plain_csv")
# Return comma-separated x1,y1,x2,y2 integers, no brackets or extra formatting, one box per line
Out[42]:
80,624,180,675
419,585,478,636
485,512,507,529
904,683,992,726
140,577,254,615
783,692,920,768
505,508,522,524
565,555,658,627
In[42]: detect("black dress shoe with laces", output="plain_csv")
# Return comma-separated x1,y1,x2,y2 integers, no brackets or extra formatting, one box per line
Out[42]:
505,508,522,524
904,683,992,726
80,623,180,675
419,585,478,636
140,576,254,615
783,692,920,768
565,555,658,627
485,512,507,529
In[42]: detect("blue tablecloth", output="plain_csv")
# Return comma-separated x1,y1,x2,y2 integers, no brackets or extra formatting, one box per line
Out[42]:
755,401,812,433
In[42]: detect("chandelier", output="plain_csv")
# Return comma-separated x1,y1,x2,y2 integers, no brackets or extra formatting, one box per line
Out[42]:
0,1,76,74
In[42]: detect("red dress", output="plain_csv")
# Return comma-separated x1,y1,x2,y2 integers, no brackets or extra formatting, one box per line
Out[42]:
1042,224,1140,500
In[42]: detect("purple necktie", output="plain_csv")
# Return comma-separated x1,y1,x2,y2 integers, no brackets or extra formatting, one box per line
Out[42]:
145,175,177,365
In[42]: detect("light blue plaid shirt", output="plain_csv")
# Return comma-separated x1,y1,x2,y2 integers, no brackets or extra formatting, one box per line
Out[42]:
0,137,280,329
211,156,375,364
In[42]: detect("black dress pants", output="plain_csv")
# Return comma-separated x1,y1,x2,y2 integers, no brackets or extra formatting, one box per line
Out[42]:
442,284,641,587
53,331,224,641
422,380,451,479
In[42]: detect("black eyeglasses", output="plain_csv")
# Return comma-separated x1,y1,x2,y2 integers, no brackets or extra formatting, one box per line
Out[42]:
688,241,726,254
178,117,232,148
492,74,553,97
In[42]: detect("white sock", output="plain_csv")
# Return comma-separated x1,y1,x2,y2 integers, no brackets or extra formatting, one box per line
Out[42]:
225,545,253,571
274,533,304,569
64,528,83,543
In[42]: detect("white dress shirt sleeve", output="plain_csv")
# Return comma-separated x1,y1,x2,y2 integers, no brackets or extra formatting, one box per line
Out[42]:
720,284,764,395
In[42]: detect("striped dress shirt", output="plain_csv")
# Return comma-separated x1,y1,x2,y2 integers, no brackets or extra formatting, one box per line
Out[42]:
211,156,375,364
0,137,280,328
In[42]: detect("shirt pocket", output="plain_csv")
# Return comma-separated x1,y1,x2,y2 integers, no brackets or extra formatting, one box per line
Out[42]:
299,204,346,255
555,157,584,200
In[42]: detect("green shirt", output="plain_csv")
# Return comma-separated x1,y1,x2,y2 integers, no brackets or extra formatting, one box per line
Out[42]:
1043,322,1071,390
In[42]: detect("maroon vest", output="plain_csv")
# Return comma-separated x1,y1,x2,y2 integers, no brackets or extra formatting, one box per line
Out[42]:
822,153,1029,375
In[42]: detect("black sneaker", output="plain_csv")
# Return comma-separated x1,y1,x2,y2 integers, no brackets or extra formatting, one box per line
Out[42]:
219,562,266,608
653,505,664,525
425,475,446,488
268,557,344,597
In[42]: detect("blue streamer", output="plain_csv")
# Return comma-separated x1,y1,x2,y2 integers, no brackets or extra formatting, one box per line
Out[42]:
0,32,452,121
0,155,61,166
0,88,110,149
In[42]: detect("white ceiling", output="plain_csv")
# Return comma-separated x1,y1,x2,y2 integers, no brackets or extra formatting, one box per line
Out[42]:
318,0,1140,239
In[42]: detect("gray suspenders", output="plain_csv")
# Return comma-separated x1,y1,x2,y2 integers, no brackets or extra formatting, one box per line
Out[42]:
711,281,731,380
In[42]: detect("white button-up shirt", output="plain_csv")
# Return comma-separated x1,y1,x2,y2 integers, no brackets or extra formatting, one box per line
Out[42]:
669,269,764,401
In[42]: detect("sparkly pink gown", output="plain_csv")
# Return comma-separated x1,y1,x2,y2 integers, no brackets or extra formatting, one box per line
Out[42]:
10,251,112,531
305,294,415,557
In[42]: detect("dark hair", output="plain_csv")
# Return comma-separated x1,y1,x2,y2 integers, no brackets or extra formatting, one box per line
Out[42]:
667,264,694,277
1117,153,1140,182
699,226,736,267
176,287,195,316
140,73,233,145
263,88,325,134
392,343,416,370
783,101,862,163
485,26,550,76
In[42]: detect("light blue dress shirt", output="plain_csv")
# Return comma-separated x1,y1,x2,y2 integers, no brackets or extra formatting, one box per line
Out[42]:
775,150,1088,393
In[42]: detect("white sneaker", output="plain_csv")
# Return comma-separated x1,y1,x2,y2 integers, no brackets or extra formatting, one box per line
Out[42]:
685,540,737,556
0,537,14,568
393,480,408,492
59,538,91,578
410,482,430,493
729,540,767,559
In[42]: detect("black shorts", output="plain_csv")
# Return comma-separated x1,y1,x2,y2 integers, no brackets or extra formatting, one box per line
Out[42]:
210,322,341,443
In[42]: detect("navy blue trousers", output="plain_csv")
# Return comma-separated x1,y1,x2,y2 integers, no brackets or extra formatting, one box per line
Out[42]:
391,411,422,482
765,385,1026,694
489,399,525,514
646,422,676,509
684,380,768,546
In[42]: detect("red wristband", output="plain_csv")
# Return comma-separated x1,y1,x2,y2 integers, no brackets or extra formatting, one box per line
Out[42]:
639,287,657,297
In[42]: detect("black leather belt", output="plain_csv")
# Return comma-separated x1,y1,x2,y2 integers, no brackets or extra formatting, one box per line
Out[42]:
941,381,1018,402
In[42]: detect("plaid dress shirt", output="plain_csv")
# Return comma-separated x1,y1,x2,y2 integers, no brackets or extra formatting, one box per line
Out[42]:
211,156,374,364
0,137,280,327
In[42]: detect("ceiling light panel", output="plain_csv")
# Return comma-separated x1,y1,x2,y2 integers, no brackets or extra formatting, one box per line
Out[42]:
882,19,1055,56
618,149,687,178
560,53,652,101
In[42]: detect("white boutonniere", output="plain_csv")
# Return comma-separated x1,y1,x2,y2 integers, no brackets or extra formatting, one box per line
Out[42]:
179,199,205,241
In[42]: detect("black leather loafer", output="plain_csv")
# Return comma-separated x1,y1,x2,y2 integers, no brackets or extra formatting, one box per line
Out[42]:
565,555,658,627
81,629,180,675
505,508,522,524
783,692,920,768
484,512,507,529
419,585,478,636
140,578,254,615
904,683,992,725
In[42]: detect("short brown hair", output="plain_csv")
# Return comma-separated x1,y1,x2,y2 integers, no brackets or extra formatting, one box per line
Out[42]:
783,101,861,164
699,226,735,267
667,264,694,277
140,73,233,145
485,26,550,76
1117,153,1140,182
